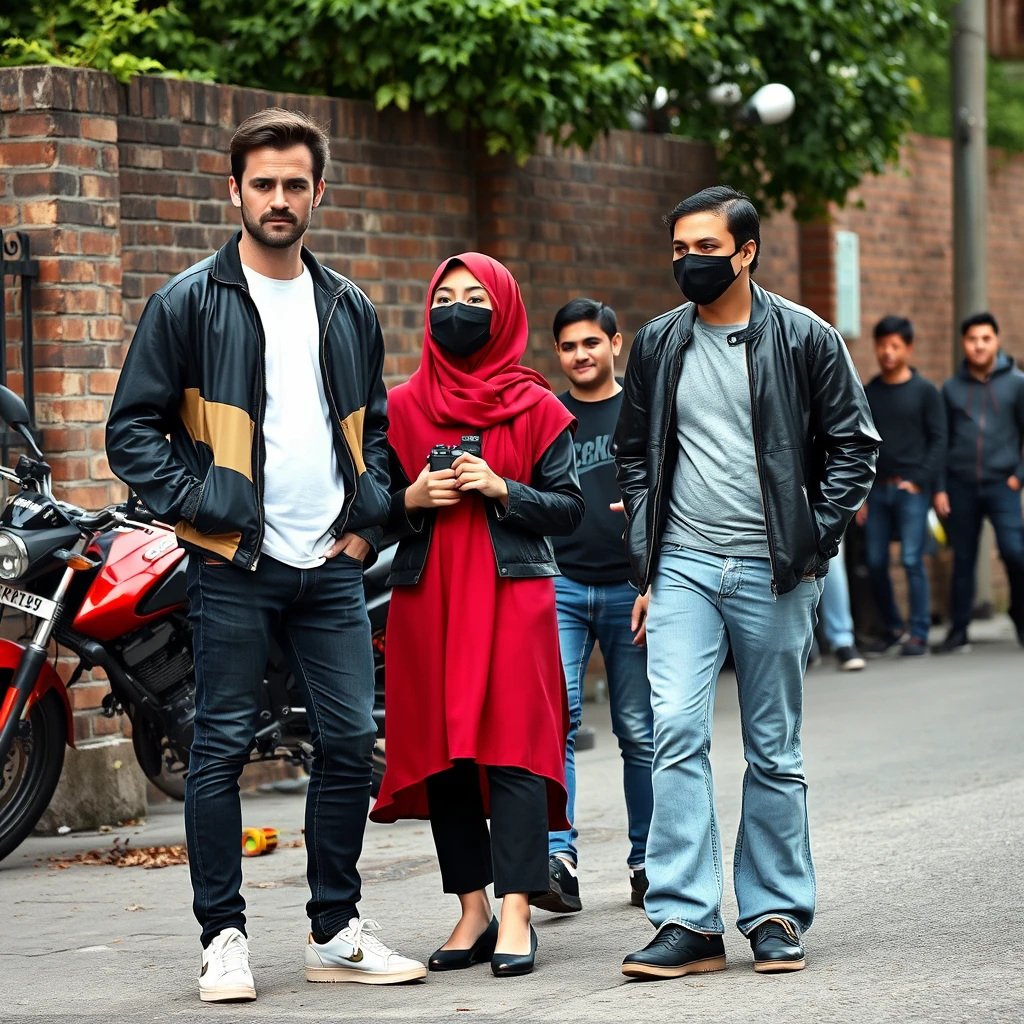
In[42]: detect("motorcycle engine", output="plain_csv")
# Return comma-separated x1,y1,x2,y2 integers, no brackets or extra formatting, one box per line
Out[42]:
116,617,194,698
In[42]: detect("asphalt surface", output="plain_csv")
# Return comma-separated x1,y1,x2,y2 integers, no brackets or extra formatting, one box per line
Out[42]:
2,619,1022,1024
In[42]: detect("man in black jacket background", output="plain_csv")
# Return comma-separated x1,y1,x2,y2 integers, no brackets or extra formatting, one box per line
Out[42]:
933,312,1024,652
615,187,878,980
106,108,424,1000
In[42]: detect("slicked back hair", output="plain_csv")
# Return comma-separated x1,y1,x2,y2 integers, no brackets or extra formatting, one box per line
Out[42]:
664,185,760,274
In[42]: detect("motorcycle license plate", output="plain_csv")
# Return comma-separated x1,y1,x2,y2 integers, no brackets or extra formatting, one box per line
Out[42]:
0,585,56,620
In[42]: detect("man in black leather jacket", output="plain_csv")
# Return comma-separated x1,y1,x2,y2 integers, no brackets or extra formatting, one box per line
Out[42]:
616,187,878,980
106,108,424,999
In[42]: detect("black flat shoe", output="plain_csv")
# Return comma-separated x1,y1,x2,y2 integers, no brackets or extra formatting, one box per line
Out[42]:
428,917,499,971
490,926,537,977
622,924,726,980
749,918,805,973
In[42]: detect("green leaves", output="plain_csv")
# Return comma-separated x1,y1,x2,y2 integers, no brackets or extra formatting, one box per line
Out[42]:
1,0,949,216
1,0,171,83
662,0,946,220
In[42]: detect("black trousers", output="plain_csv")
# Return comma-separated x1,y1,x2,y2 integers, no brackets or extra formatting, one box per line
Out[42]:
426,760,549,898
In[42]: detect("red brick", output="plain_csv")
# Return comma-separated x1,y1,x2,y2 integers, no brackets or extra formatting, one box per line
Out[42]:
42,427,87,452
80,231,117,255
39,398,107,423
34,370,86,396
56,142,99,168
89,318,122,342
49,456,90,481
0,140,56,167
69,683,110,711
80,116,117,142
90,454,114,480
22,200,57,224
88,369,121,393
155,198,192,221
81,174,117,199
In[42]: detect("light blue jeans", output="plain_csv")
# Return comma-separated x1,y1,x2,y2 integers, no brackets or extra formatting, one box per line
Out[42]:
550,576,654,868
644,546,821,936
819,540,855,649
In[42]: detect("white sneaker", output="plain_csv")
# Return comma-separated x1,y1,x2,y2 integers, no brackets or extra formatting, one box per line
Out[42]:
199,927,256,1002
305,918,426,984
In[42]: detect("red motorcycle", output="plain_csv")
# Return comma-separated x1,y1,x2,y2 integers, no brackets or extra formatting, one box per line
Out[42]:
0,386,389,862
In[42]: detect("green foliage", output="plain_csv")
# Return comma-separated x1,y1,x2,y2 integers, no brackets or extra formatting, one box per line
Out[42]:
907,0,1024,152
662,0,945,221
1,0,170,83
2,0,949,214
150,0,714,161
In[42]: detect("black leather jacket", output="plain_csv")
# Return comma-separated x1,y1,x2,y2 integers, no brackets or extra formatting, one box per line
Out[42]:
385,430,585,586
614,283,880,596
106,233,390,569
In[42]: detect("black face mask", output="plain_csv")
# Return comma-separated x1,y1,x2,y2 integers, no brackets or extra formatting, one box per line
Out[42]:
673,248,743,306
429,302,492,358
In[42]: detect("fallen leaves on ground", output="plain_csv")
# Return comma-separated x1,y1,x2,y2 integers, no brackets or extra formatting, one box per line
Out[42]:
49,838,188,870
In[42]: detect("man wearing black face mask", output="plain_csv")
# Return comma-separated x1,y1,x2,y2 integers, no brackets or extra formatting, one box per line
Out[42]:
615,186,879,980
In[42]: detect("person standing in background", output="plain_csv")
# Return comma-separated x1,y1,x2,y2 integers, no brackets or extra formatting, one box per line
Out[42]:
857,316,946,657
816,543,865,670
534,299,654,916
932,313,1024,652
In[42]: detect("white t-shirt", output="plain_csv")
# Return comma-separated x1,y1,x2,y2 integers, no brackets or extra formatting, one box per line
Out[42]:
242,264,346,568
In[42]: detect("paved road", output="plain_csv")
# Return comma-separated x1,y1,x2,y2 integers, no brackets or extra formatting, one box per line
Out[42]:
2,620,1022,1024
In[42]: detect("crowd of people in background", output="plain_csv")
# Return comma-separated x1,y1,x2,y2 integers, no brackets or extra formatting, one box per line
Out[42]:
814,310,1024,671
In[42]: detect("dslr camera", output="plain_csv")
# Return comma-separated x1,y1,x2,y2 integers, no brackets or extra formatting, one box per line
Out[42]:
428,434,482,472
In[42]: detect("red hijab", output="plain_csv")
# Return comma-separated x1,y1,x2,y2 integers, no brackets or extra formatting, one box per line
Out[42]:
388,253,574,483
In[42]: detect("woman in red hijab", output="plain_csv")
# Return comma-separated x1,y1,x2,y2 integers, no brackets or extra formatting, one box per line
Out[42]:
371,253,583,977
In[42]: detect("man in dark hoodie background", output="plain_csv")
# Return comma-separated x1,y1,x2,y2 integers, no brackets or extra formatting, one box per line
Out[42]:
933,312,1024,652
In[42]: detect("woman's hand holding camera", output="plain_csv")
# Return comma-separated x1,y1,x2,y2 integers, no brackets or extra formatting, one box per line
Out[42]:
405,464,463,510
452,453,509,505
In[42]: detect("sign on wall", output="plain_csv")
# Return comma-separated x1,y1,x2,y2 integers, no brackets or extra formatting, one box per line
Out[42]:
834,229,860,341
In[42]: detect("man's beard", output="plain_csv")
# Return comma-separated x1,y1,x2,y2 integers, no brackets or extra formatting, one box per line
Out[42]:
240,203,310,250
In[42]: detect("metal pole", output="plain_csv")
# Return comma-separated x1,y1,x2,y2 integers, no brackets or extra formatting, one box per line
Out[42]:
951,0,993,617
952,0,988,362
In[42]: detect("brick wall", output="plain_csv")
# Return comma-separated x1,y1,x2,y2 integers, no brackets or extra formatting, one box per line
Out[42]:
2,64,1022,750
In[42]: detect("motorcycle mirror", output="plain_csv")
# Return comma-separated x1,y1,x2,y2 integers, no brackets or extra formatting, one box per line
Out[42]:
0,385,31,429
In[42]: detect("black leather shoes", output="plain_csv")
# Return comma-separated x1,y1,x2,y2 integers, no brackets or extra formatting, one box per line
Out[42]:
629,868,649,908
622,925,726,979
749,918,805,973
530,856,582,913
428,917,499,971
491,926,537,977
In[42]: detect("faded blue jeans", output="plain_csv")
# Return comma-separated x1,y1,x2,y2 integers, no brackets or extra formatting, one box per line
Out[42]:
819,540,855,649
644,546,821,936
551,576,654,868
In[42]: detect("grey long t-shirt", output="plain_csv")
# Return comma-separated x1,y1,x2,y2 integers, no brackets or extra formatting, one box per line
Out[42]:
662,317,769,558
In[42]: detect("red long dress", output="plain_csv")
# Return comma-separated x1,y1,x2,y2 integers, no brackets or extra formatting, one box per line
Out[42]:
370,253,574,829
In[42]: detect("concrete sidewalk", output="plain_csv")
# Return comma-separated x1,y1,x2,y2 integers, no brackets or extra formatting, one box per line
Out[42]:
2,621,1022,1023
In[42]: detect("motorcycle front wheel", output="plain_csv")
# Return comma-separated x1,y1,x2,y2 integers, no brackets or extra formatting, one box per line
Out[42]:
0,684,66,862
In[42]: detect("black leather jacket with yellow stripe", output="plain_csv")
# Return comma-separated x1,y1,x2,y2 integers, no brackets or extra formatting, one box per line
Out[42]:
106,233,390,569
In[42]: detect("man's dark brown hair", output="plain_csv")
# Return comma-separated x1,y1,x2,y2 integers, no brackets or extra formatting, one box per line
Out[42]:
229,107,330,185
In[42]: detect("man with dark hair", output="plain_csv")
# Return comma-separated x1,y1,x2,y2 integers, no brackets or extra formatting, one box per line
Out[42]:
615,186,879,978
107,107,424,1000
933,311,1024,652
856,315,945,656
532,298,654,916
